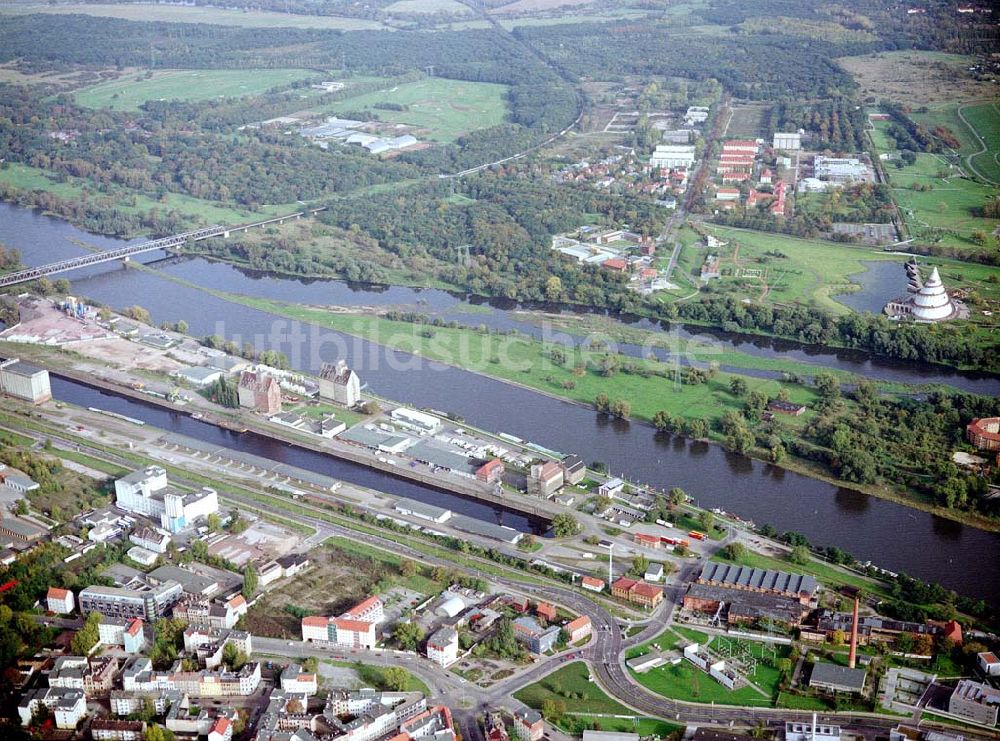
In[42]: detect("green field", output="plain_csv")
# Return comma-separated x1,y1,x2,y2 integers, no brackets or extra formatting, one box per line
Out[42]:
960,102,1000,185
75,68,315,111
695,225,902,314
320,77,509,141
222,296,826,430
0,162,297,227
515,662,633,715
911,101,1000,186
628,632,788,707
870,117,1000,252
0,4,387,30
515,662,680,736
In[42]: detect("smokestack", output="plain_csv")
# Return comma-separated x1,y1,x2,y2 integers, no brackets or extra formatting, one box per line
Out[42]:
848,596,859,669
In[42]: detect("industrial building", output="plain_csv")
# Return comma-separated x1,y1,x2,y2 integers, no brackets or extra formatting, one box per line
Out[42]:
528,461,563,497
319,360,361,407
389,407,440,433
696,563,817,603
114,466,219,534
809,662,867,694
238,370,282,414
394,498,452,524
814,156,871,184
772,132,801,150
0,357,51,404
649,144,696,169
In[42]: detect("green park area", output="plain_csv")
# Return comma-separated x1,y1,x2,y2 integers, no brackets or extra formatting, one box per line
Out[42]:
869,117,999,253
514,661,681,737
74,68,315,110
320,77,509,141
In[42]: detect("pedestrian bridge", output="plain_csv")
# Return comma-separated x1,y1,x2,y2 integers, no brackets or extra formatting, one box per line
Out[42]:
0,208,323,288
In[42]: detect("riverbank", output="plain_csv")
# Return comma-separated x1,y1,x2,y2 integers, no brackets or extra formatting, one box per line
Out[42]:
136,283,999,534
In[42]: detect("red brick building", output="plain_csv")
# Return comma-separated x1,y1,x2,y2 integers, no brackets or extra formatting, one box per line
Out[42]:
611,577,663,609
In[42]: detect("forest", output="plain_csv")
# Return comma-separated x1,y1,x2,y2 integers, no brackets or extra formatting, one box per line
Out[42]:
762,99,866,152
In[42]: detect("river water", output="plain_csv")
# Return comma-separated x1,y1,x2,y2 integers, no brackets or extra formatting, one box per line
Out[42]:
2,202,998,603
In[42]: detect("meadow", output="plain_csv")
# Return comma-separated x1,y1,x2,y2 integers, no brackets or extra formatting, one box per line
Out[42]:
75,68,315,111
224,295,825,431
870,117,999,253
319,77,509,142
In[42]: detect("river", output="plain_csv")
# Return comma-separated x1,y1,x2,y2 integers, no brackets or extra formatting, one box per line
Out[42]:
2,202,998,603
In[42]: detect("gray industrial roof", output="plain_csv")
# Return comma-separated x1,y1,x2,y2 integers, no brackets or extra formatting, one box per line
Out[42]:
699,563,817,596
809,662,867,692
1,359,46,377
395,498,452,521
450,514,523,544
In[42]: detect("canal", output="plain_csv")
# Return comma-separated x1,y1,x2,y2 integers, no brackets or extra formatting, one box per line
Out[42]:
3,203,999,602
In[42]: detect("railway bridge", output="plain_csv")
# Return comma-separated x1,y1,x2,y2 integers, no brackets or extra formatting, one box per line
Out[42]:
0,207,325,288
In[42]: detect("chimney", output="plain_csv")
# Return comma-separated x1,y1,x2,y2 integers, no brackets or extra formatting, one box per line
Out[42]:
848,595,859,669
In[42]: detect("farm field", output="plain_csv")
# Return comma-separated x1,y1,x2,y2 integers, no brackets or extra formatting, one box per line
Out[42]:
0,4,388,30
319,77,509,142
75,68,315,111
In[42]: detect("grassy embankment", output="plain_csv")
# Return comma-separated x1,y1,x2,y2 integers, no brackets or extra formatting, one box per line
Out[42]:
209,294,827,428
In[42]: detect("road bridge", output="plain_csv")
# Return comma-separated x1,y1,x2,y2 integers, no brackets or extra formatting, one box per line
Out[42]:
0,208,324,288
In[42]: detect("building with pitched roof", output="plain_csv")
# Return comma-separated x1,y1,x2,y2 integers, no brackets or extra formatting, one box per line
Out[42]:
238,370,282,414
319,360,361,407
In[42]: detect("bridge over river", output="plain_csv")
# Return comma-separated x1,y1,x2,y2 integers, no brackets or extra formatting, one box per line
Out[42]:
0,208,324,288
